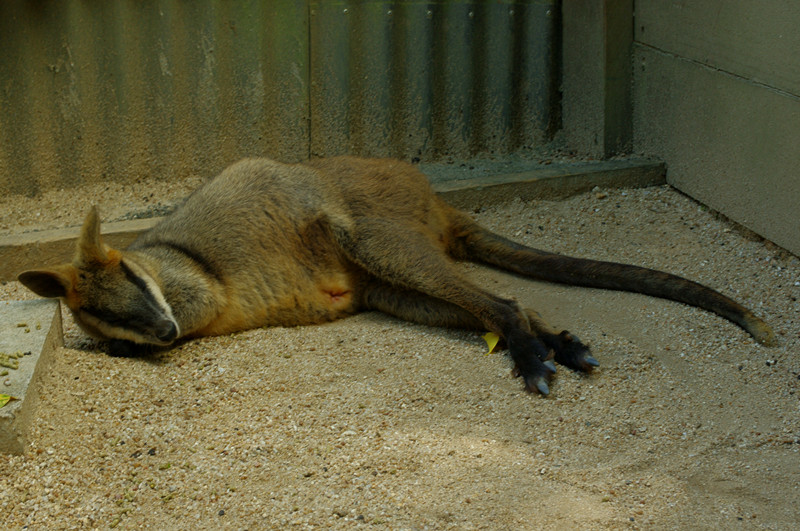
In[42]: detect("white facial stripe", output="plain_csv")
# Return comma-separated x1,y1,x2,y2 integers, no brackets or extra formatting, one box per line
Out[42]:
121,256,181,339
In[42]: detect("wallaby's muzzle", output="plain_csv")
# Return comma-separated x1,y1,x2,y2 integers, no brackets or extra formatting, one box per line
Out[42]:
155,319,179,344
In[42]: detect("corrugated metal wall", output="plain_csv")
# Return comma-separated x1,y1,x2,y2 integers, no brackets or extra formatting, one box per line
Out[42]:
0,0,559,197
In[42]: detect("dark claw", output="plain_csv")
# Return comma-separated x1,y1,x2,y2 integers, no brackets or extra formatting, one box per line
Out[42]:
527,377,550,396
583,355,599,367
543,360,557,373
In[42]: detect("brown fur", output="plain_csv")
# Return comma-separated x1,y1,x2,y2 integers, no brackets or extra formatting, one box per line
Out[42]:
18,157,775,395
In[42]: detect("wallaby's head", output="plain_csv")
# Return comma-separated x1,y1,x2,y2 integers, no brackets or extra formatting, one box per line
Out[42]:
18,207,179,354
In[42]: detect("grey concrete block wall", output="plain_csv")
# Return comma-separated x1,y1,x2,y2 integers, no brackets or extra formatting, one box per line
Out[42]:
632,1,800,256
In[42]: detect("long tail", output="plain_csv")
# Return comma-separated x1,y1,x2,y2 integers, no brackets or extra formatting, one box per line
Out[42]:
454,221,776,346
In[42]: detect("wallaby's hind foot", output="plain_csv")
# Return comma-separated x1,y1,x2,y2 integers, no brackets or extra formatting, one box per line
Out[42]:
363,281,597,396
550,332,598,372
506,329,557,395
498,324,596,396
523,309,598,372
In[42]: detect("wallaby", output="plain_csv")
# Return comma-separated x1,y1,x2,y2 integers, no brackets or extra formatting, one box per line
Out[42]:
17,157,775,395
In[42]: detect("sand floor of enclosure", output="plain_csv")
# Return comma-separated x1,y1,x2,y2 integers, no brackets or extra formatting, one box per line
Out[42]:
1,183,799,529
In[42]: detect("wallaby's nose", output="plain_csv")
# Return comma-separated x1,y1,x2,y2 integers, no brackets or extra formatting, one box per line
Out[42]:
156,320,178,343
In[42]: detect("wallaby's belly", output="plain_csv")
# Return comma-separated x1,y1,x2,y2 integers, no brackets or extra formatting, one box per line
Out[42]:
192,264,361,338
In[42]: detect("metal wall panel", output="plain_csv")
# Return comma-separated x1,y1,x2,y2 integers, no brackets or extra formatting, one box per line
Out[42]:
0,0,310,196
310,1,560,160
0,0,559,196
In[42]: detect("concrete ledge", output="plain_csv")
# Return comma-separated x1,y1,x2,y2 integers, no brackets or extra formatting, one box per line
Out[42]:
0,299,63,454
432,158,665,210
0,218,159,283
0,159,665,281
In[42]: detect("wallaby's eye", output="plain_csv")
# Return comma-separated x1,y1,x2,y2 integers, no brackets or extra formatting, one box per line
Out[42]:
82,306,129,328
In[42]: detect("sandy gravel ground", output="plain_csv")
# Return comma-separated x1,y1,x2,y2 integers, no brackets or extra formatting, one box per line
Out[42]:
1,182,798,530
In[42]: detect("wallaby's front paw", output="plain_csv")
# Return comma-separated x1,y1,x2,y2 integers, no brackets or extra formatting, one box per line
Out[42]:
106,339,150,358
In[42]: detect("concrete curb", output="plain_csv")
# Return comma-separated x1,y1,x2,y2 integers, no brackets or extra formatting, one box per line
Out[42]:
0,299,63,454
432,158,665,210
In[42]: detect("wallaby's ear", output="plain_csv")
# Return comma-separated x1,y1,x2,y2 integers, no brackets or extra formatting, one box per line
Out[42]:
18,266,76,299
77,206,115,265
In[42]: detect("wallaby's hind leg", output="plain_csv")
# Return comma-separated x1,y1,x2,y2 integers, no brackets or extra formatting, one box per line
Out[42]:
362,280,484,329
362,280,559,394
362,280,597,374
430,209,600,374
335,218,556,394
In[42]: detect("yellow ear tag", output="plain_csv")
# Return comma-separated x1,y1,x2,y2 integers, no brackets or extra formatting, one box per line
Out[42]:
0,394,17,408
482,332,501,354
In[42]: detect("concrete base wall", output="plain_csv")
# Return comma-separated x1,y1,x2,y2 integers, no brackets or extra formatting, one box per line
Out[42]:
632,1,800,256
